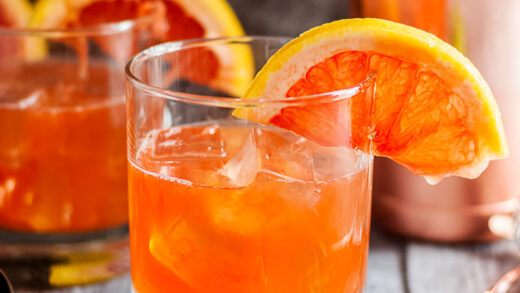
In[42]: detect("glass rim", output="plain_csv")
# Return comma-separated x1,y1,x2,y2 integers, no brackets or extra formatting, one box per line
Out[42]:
0,3,159,37
125,36,374,108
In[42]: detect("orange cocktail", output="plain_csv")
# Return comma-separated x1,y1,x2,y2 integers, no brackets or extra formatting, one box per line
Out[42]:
126,37,374,293
0,0,158,236
0,7,156,288
129,124,372,292
0,62,126,232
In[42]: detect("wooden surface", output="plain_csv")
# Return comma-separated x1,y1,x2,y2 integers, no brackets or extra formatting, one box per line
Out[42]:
17,227,520,293
366,228,519,293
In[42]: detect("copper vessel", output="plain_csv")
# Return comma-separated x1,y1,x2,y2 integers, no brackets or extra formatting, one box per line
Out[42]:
354,0,520,242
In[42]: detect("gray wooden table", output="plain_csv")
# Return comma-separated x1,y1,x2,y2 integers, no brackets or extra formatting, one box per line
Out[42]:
18,226,519,293
366,228,519,293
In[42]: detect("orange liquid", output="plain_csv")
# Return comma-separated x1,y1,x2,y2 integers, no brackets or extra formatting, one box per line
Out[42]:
0,62,127,232
129,123,372,293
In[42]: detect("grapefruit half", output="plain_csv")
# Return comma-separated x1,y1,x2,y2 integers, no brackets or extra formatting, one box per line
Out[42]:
27,0,251,96
0,0,32,28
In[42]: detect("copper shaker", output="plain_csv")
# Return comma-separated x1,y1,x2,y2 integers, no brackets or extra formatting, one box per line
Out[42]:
353,0,520,242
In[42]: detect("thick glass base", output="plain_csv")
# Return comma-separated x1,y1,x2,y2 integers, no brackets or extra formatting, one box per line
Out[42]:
0,225,129,290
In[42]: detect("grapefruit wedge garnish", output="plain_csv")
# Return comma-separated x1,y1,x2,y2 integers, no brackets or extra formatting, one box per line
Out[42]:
234,18,508,182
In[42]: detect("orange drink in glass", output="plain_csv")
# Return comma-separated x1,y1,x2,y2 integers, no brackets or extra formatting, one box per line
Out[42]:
0,8,157,289
0,62,127,232
126,37,374,293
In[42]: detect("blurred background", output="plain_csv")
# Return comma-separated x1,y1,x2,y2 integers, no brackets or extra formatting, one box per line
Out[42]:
229,0,349,36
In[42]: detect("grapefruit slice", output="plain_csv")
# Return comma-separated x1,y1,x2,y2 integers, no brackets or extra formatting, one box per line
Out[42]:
29,0,150,29
0,0,32,28
28,0,250,96
234,18,508,182
25,0,157,61
29,0,243,38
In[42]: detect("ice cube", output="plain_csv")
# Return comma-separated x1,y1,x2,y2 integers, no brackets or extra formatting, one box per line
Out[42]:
148,124,226,162
277,180,322,210
254,127,316,182
149,220,263,292
218,129,259,187
312,147,360,181
136,125,229,185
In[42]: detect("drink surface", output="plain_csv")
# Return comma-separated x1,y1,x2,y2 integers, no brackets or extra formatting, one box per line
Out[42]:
129,121,372,293
0,61,127,233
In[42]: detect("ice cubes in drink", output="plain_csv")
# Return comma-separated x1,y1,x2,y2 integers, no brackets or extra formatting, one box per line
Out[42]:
218,128,259,187
137,125,228,186
138,124,263,187
254,126,364,182
313,147,364,181
146,125,226,162
254,127,316,182
138,122,364,187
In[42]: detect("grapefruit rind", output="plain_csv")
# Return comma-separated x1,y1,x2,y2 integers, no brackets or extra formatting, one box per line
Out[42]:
173,0,244,38
234,18,507,180
0,0,32,28
26,0,251,97
165,0,251,97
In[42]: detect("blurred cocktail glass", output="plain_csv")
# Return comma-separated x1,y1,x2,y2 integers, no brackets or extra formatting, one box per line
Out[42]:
126,37,374,293
0,6,156,290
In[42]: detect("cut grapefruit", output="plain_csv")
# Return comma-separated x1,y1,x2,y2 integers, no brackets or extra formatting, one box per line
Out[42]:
234,18,508,182
0,0,32,28
29,0,243,38
27,0,250,96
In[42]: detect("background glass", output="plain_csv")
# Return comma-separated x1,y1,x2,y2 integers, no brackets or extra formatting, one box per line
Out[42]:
0,11,155,290
126,36,374,293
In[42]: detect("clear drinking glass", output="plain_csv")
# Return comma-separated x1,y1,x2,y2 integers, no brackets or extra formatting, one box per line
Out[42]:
0,8,156,290
126,36,375,293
